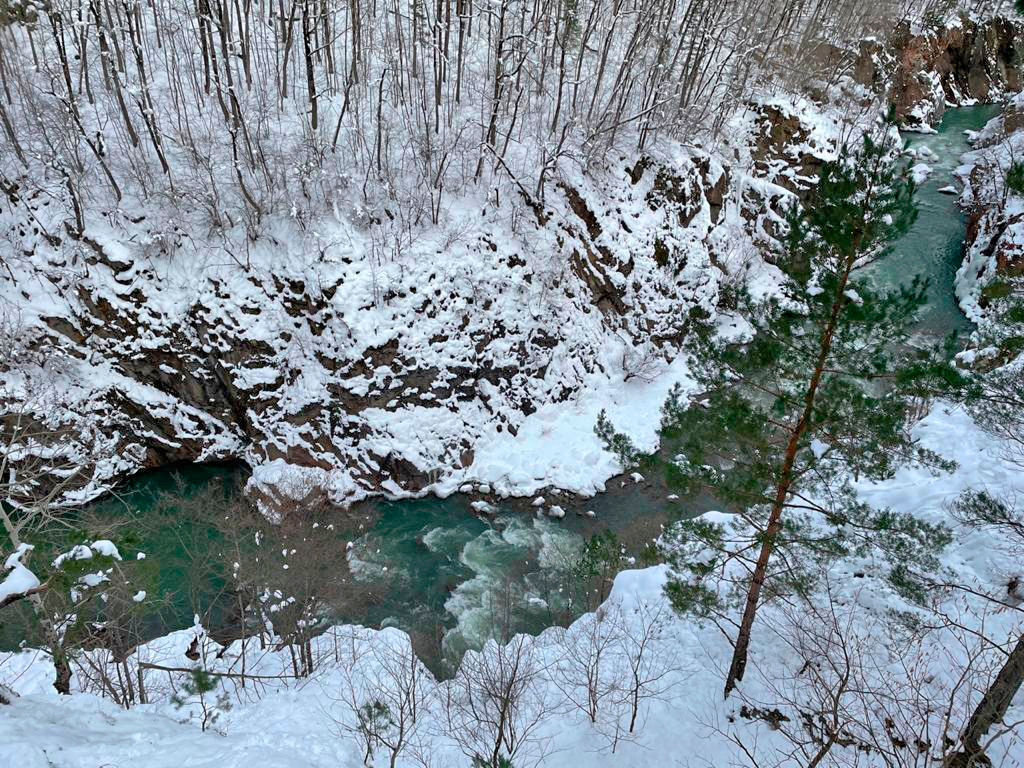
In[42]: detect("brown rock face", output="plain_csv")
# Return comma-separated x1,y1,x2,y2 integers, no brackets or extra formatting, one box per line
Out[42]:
859,17,1024,128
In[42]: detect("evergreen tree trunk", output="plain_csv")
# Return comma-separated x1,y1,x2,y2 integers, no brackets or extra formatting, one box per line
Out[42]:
954,632,1024,766
723,260,852,697
723,166,877,695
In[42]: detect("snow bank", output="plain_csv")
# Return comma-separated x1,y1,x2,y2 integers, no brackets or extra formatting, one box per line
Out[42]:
0,545,40,606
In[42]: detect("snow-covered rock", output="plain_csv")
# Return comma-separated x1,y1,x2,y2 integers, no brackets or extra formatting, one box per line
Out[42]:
0,545,40,606
911,162,933,183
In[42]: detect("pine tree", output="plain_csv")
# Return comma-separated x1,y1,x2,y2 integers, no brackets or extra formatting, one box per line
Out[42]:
598,115,957,697
571,530,629,610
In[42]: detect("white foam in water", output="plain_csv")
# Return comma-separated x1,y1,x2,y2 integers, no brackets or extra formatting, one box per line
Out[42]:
346,535,412,583
441,517,583,658
347,513,584,660
421,525,474,558
345,547,385,581
535,519,583,569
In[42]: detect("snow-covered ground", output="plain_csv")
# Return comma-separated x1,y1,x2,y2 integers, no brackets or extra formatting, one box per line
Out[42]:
3,403,1022,767
3,8,1023,766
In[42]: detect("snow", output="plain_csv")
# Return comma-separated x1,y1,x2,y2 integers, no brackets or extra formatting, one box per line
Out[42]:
809,438,829,459
2,405,1021,768
451,356,697,499
88,540,121,560
52,540,122,568
0,544,40,605
0,54,861,509
911,162,933,183
51,545,93,568
0,12,1020,767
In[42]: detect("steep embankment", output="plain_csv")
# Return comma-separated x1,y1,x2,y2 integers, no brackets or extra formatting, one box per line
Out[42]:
957,93,1024,331
858,15,1022,127
2,121,783,504
1,15,1020,507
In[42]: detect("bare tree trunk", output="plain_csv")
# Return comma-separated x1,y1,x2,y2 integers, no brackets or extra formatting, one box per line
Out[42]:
954,633,1024,766
32,593,72,694
301,0,318,129
474,0,508,180
454,0,467,103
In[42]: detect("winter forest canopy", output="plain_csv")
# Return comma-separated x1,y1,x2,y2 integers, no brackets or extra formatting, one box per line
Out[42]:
0,0,1006,242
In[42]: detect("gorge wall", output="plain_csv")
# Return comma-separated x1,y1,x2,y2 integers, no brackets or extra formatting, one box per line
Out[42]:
2,13,1021,507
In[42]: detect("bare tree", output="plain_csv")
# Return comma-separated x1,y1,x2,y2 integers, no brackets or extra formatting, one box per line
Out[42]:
551,604,624,727
330,628,436,768
441,632,561,768
0,315,109,694
717,578,1023,768
614,600,677,741
0,0,968,260
944,490,1024,767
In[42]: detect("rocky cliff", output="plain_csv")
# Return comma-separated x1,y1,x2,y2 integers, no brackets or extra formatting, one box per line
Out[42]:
957,91,1024,342
2,14,1021,508
0,100,835,506
857,15,1022,128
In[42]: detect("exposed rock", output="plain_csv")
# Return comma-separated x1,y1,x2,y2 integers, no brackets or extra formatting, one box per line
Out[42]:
750,105,827,197
856,16,1024,128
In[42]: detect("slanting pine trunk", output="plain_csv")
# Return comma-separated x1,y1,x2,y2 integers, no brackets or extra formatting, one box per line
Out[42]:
955,633,1024,765
722,163,878,696
723,258,853,698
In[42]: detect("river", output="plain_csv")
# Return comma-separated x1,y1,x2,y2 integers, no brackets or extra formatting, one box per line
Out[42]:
872,103,1002,337
0,105,1000,675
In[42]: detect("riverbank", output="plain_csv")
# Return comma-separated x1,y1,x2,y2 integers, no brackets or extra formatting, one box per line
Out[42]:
4,400,1022,767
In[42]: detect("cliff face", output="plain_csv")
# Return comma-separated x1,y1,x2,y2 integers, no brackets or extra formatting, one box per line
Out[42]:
3,16,1021,507
0,148,735,505
956,92,1024,335
2,96,842,507
856,16,1022,128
